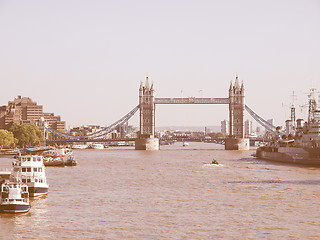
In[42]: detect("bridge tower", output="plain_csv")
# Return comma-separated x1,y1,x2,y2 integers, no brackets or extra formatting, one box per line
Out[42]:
135,76,160,150
225,76,249,150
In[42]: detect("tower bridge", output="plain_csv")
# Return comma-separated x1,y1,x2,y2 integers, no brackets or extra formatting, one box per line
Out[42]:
43,75,276,150
136,75,248,150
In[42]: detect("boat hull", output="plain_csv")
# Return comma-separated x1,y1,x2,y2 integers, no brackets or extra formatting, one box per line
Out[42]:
43,160,65,167
65,160,77,166
28,187,49,197
0,203,30,213
256,147,320,166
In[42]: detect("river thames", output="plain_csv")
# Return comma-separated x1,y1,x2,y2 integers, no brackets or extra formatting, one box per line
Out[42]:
0,142,319,239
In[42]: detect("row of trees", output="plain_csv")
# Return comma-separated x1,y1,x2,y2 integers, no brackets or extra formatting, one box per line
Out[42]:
0,124,43,148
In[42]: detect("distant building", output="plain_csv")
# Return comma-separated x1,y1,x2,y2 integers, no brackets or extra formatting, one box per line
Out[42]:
0,96,65,131
256,127,261,136
265,119,274,133
221,120,229,135
245,120,252,137
173,131,192,138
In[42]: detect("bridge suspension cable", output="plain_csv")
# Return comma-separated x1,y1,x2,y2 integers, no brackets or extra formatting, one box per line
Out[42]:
245,105,277,134
46,104,277,139
45,105,140,140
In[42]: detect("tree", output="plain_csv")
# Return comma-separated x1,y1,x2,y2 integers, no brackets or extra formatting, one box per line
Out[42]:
208,132,226,139
126,125,138,138
9,123,43,147
25,124,43,146
0,129,17,147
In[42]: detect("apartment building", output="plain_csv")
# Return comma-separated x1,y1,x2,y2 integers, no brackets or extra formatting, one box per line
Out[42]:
0,96,65,131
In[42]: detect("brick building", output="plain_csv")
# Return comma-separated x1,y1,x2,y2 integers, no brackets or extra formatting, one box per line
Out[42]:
0,96,66,131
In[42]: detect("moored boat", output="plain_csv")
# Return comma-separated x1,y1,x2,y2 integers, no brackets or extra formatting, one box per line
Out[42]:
89,143,104,149
72,144,88,149
11,155,49,197
256,144,320,166
41,148,75,166
0,181,30,213
42,156,65,167
255,88,320,166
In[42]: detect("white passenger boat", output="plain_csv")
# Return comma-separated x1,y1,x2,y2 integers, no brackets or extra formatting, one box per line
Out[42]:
0,181,30,213
90,143,104,149
72,144,88,149
11,155,49,197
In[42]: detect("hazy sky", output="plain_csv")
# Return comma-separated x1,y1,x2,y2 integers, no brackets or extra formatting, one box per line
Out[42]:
0,0,319,129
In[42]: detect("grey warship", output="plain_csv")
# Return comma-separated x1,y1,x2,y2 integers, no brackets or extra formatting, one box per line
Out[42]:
256,88,320,166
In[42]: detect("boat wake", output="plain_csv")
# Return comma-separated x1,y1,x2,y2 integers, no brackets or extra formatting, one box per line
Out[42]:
202,163,224,168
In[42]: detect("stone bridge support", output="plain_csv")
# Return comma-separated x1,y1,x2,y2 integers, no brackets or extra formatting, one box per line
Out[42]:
135,77,159,150
225,76,249,150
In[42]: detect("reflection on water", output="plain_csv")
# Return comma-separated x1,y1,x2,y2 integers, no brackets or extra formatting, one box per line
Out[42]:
1,142,320,239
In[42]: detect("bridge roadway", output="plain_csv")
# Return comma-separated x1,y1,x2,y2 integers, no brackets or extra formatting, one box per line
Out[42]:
155,97,230,104
46,137,269,145
46,138,136,144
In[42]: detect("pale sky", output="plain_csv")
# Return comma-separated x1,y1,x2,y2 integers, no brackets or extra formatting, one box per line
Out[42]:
0,0,319,129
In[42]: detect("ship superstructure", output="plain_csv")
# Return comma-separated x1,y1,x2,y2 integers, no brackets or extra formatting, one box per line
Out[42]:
256,88,320,165
11,155,49,196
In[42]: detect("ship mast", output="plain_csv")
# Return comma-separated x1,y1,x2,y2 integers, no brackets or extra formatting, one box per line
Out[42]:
308,88,318,126
290,91,297,132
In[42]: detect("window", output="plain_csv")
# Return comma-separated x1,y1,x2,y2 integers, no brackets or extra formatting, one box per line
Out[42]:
34,168,38,172
27,168,31,172
22,168,26,172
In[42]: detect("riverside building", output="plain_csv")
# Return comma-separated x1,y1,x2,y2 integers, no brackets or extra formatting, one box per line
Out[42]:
0,96,65,131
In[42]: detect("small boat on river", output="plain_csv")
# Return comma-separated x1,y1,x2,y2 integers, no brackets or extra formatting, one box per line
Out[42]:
41,148,74,166
0,181,30,213
42,156,65,167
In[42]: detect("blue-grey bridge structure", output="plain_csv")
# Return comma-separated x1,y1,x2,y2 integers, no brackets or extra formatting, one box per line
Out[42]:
44,76,276,149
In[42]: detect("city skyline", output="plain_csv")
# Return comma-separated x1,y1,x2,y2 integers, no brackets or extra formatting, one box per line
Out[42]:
1,0,319,128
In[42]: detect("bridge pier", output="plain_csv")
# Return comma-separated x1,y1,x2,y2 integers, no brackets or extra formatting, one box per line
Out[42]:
225,138,249,150
135,77,159,150
225,76,249,150
135,136,159,150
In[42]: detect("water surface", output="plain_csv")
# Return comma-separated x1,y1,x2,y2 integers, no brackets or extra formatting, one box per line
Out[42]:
1,143,319,239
